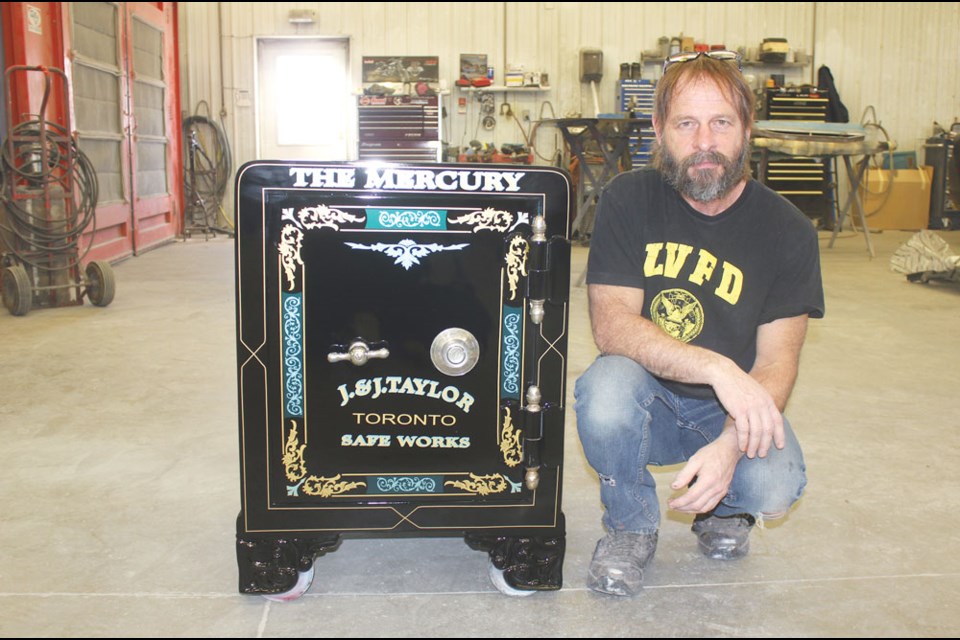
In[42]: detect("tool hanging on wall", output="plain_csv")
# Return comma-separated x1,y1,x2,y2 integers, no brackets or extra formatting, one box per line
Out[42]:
475,91,496,134
0,65,113,316
580,48,603,117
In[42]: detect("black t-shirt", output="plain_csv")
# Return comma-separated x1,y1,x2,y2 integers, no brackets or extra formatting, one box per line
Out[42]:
587,168,825,398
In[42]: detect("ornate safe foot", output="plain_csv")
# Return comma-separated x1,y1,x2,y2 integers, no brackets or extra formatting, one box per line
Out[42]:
237,527,341,599
465,517,565,595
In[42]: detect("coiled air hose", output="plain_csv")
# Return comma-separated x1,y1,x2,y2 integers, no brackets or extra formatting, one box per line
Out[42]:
1,110,99,271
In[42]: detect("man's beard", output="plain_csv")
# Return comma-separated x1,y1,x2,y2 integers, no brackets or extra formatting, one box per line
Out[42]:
654,142,749,203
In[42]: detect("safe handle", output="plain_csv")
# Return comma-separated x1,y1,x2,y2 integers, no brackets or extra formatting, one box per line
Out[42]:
327,340,390,366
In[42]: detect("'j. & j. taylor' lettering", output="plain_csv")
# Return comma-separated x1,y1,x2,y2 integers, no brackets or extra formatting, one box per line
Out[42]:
336,376,475,413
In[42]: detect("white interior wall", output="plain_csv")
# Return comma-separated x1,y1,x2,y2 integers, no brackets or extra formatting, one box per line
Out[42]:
815,2,960,158
179,2,960,176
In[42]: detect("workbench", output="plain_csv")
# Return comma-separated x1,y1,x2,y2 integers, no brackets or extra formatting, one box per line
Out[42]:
753,120,893,258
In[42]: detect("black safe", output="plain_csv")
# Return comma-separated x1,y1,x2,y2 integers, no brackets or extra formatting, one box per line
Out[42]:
234,161,572,598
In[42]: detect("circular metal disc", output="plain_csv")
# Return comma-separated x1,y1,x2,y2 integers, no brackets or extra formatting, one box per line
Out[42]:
430,328,480,376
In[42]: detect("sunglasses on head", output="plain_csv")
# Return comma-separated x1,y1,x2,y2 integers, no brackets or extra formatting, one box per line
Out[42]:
662,50,743,74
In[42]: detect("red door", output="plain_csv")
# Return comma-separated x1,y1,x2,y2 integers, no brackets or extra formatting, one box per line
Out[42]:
65,1,180,261
124,1,180,253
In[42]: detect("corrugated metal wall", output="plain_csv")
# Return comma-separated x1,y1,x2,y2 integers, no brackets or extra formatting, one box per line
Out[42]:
816,2,960,156
180,2,960,175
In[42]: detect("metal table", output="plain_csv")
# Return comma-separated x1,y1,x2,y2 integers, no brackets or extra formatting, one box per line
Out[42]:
753,121,894,258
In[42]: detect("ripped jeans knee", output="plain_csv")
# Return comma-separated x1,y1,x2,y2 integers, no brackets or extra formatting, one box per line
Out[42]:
597,473,617,488
715,420,807,521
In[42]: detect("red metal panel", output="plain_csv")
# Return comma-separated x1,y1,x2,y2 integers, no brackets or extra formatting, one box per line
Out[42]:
2,2,182,264
82,200,133,264
124,2,182,253
60,1,135,263
60,1,182,261
1,3,66,128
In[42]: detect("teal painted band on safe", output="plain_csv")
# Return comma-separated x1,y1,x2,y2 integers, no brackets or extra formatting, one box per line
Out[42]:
369,475,444,494
501,305,522,399
366,208,447,230
282,292,304,417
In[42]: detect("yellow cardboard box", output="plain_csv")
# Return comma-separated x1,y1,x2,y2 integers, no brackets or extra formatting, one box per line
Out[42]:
859,166,933,230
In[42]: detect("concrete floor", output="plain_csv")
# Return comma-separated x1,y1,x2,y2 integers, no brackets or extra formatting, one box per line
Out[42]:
1,227,959,637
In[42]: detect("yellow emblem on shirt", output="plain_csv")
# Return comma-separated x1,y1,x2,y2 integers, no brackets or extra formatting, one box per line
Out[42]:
650,288,704,342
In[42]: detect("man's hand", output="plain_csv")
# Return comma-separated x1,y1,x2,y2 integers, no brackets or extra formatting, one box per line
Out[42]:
589,285,807,461
711,364,785,459
706,315,810,459
667,427,741,513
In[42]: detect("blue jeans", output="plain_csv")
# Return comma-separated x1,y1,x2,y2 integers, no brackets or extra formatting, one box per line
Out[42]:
574,355,807,534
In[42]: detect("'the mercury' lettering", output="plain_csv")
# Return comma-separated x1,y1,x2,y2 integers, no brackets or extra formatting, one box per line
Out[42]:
289,167,356,188
364,168,524,192
286,166,525,193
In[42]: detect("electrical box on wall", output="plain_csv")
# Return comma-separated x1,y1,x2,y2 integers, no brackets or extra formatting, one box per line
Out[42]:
580,48,603,83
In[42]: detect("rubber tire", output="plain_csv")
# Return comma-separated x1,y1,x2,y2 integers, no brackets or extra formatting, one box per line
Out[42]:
2,265,32,316
85,260,116,307
488,562,536,597
261,565,315,602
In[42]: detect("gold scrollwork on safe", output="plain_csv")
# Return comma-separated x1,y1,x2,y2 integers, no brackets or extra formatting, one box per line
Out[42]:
282,420,307,482
500,407,523,467
278,224,304,291
504,235,529,301
277,206,365,291
449,207,526,232
301,474,367,497
282,424,364,497
294,204,365,231
445,473,509,495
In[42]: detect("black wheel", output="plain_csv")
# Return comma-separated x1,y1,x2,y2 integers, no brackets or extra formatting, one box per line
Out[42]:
85,260,116,307
2,265,32,316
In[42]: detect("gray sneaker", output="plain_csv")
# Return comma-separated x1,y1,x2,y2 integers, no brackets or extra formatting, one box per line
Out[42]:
692,513,755,560
586,531,658,597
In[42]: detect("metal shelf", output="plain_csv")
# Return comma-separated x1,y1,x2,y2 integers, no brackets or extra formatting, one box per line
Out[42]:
743,61,808,68
640,57,808,68
456,85,551,93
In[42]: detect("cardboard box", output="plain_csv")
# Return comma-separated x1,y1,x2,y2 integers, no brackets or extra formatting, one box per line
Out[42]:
504,72,525,87
859,166,933,230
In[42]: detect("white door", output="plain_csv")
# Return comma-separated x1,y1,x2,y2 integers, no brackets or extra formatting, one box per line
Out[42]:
256,38,350,161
